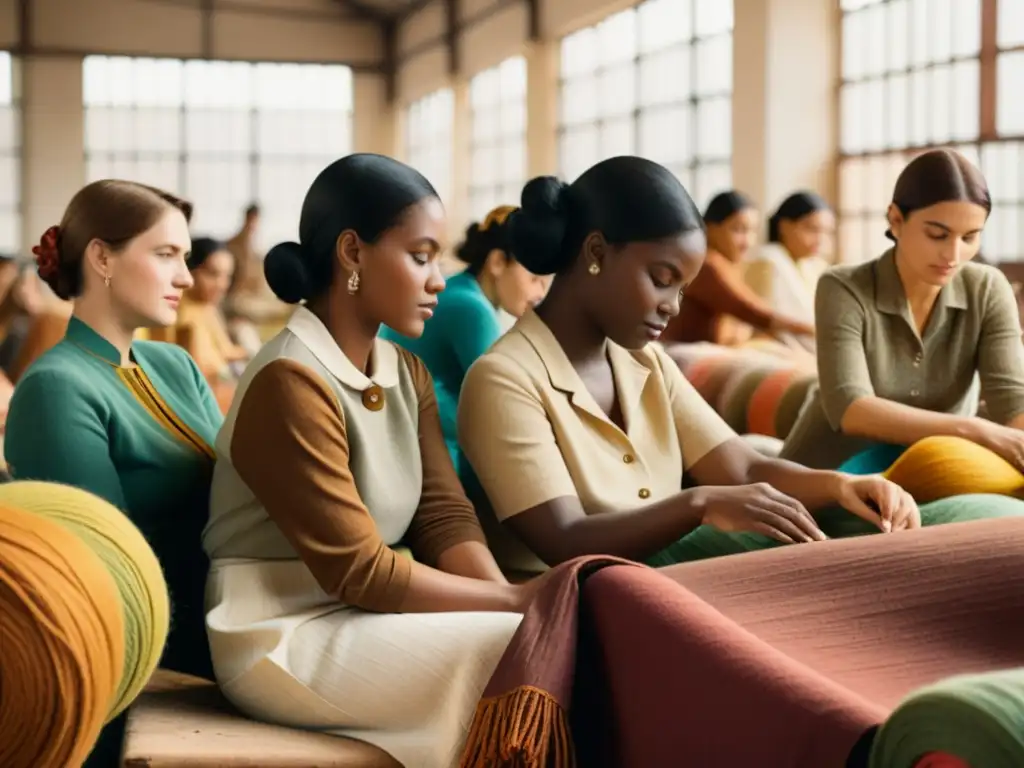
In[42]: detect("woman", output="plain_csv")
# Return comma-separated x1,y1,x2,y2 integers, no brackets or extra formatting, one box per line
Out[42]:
661,190,815,352
457,157,919,572
4,180,222,764
780,148,1024,474
203,154,547,768
176,236,249,382
744,191,834,349
380,204,550,473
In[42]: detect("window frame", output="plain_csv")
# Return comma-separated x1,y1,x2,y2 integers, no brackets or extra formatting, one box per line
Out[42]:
556,0,733,204
837,0,1024,263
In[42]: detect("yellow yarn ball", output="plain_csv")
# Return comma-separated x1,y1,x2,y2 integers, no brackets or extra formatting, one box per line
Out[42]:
883,436,1024,504
0,503,124,768
0,482,171,719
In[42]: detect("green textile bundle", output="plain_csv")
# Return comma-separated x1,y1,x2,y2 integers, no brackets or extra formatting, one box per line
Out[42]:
870,668,1024,767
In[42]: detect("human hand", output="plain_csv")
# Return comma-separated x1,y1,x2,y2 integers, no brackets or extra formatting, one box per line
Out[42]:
973,421,1024,473
699,483,826,544
834,474,920,532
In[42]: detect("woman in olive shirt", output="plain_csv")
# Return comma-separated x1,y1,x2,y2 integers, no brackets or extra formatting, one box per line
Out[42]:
782,149,1024,471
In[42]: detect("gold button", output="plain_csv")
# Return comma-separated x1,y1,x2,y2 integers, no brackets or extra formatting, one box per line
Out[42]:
910,389,919,397
362,385,385,411
623,454,635,464
638,488,651,499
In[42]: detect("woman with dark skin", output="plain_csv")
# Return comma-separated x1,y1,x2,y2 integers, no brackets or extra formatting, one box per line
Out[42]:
458,156,919,569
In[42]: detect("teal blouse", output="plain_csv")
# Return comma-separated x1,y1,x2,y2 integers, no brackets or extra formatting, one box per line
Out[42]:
381,270,501,476
4,316,223,679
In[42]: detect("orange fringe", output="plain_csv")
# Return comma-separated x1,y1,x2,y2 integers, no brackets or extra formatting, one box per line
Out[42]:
460,684,575,768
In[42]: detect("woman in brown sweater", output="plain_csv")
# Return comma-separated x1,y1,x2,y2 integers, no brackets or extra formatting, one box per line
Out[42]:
662,191,815,347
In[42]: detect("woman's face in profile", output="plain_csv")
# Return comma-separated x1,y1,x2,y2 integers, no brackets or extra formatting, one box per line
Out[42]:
190,250,235,305
586,228,706,350
359,197,448,337
489,254,551,318
889,200,987,287
780,209,835,260
710,207,760,263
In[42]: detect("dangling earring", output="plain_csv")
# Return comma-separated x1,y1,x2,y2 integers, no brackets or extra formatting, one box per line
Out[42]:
104,274,111,288
347,270,361,295
588,262,600,276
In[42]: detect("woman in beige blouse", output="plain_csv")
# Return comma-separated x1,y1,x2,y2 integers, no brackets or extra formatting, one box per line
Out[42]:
781,148,1024,471
458,157,919,572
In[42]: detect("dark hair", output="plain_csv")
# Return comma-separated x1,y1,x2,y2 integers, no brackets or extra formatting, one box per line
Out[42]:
264,154,439,304
458,205,517,276
508,156,704,277
703,190,755,224
187,237,228,270
886,149,991,241
767,191,830,243
244,203,261,219
44,180,192,301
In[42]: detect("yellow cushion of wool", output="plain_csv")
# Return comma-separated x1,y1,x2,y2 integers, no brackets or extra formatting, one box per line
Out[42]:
883,436,1024,504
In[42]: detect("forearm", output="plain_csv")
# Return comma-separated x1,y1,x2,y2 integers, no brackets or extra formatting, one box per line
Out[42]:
1009,412,1024,431
840,396,987,446
436,540,508,583
397,560,519,613
746,458,844,511
538,492,707,565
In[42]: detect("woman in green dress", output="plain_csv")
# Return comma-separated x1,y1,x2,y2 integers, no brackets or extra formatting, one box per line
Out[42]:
4,180,223,765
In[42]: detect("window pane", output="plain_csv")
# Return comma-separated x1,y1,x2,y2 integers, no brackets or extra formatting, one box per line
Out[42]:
638,105,691,164
887,0,910,73
639,0,691,54
639,46,690,106
560,125,598,180
598,64,636,116
696,97,730,159
560,75,598,126
598,10,637,64
695,35,730,95
600,116,635,156
928,64,952,145
886,74,909,149
693,162,730,210
406,88,454,206
998,0,1024,48
694,0,732,37
951,0,981,57
997,52,1024,137
950,59,979,141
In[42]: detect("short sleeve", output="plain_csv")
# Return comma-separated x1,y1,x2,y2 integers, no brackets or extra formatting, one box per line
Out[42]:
5,370,127,509
814,273,876,429
458,353,579,522
976,269,1024,424
650,345,735,469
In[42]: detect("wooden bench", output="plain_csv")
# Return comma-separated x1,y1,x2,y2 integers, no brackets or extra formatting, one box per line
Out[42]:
122,670,401,767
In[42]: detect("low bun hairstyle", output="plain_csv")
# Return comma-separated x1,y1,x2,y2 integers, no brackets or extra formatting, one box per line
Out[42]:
457,205,517,276
264,153,439,304
37,180,192,301
885,148,991,242
508,156,703,277
767,191,830,243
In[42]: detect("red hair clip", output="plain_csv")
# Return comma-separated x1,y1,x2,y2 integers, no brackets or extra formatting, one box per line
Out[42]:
32,225,61,281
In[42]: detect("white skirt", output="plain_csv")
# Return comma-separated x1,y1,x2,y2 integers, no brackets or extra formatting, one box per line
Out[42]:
205,558,522,768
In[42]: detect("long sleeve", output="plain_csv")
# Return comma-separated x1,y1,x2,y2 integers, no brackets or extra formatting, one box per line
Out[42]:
395,347,487,564
814,274,877,429
976,269,1024,424
228,359,412,612
5,369,127,509
689,252,776,330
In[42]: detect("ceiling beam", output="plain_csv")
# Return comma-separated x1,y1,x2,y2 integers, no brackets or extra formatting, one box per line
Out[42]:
334,0,390,22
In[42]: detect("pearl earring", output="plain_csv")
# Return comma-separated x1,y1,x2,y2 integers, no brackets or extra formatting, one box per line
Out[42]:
588,262,600,275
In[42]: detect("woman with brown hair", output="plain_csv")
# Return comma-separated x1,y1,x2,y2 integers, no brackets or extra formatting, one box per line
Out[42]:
782,148,1024,478
4,180,222,692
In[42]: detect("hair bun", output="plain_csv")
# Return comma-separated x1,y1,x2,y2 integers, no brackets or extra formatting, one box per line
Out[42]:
508,176,572,276
263,241,310,304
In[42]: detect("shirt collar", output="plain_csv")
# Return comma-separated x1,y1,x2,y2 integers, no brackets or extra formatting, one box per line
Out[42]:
65,316,130,367
513,309,651,428
874,248,969,316
286,306,399,389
